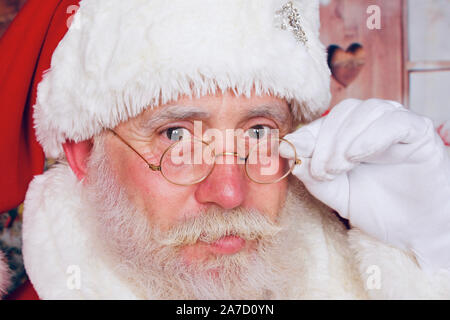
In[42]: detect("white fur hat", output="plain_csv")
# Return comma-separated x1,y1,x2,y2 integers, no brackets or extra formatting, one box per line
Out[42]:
34,0,331,159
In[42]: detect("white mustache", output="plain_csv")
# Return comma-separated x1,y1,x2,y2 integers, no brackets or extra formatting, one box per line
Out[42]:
156,207,282,247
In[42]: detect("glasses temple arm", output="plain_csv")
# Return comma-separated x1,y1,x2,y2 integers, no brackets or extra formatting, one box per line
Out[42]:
108,129,161,171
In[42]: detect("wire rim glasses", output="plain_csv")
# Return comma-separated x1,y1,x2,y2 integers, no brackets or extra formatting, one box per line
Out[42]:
109,129,301,186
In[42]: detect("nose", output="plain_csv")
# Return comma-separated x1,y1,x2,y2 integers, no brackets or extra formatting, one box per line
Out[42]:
195,154,247,210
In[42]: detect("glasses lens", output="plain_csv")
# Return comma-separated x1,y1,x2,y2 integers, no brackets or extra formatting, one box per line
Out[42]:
246,138,295,184
160,138,215,185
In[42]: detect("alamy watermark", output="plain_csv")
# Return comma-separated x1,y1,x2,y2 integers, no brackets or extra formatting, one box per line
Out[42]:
365,265,381,290
66,265,81,290
367,5,381,30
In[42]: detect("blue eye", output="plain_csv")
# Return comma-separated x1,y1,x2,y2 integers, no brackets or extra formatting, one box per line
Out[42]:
165,127,191,141
247,125,271,140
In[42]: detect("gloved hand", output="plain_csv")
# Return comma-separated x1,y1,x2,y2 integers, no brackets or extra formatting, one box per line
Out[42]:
280,98,450,273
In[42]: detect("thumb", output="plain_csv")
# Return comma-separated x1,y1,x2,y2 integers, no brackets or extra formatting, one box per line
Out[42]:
292,158,350,219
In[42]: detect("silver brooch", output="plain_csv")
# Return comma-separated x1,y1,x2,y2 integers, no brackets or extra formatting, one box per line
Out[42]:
274,1,308,45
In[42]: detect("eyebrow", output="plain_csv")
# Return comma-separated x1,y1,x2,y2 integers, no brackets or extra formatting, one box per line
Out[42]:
139,105,211,130
243,104,291,127
139,103,291,131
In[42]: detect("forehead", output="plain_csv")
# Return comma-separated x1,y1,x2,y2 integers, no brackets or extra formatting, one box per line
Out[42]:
135,90,292,125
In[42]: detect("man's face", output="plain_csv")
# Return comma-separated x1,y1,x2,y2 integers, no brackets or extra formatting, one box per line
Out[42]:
104,90,293,266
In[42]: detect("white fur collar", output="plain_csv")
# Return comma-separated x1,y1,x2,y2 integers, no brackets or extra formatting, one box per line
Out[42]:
23,165,138,299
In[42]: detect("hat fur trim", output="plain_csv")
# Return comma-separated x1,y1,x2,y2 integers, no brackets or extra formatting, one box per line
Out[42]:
34,0,331,158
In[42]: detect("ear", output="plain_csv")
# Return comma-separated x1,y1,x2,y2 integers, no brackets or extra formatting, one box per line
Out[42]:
62,140,93,180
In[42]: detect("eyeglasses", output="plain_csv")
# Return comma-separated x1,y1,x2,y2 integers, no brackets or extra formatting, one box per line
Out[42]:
108,129,301,186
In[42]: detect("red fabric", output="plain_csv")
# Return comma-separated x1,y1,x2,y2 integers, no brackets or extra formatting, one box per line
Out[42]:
321,109,331,117
0,0,80,300
0,0,80,212
438,123,450,146
5,280,39,300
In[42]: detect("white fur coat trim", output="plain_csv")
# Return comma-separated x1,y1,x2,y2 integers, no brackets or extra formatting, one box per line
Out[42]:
22,165,450,299
0,251,10,298
23,166,138,299
34,0,331,159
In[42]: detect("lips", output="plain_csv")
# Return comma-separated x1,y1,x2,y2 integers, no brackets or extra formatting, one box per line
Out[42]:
208,235,246,255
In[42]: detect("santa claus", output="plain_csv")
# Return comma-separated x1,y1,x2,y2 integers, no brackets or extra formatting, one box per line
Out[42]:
0,0,449,299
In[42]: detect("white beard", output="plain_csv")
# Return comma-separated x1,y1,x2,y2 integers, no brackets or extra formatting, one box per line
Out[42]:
81,135,330,299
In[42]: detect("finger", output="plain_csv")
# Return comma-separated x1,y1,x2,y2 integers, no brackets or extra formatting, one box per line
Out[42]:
291,158,350,218
324,99,404,175
346,110,431,163
281,117,324,158
310,99,362,180
291,157,314,183
280,130,315,159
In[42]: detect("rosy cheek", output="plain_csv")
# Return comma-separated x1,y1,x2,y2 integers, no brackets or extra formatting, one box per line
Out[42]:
118,153,200,231
245,180,287,221
127,154,161,195
126,157,168,207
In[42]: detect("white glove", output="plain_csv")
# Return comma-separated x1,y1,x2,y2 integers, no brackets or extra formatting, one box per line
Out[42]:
280,98,450,273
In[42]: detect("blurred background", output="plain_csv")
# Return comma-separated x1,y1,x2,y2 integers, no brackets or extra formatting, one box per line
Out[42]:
319,0,449,130
0,0,449,297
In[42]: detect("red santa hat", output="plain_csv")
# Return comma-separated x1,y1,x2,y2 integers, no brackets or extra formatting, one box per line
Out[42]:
0,0,81,212
0,0,331,212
